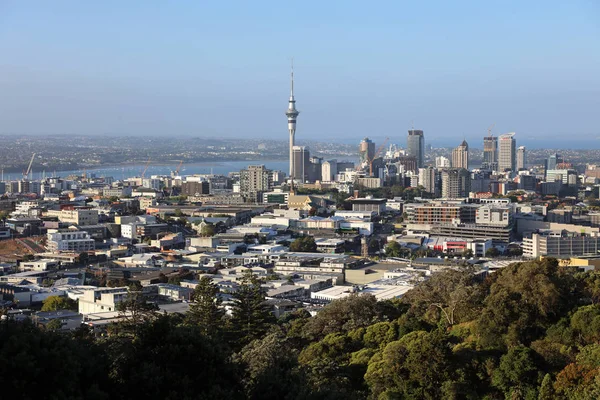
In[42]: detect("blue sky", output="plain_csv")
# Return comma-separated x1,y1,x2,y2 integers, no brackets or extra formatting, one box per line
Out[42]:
0,1,598,147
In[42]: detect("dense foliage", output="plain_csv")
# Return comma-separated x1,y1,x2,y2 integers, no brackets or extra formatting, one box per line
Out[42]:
5,258,600,399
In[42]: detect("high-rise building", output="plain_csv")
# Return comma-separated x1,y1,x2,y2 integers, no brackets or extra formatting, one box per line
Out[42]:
359,138,375,165
286,64,300,178
483,135,498,170
451,140,469,169
407,130,425,168
498,133,516,172
292,146,310,183
321,160,337,182
441,168,471,198
240,165,273,202
308,156,322,182
418,167,438,196
435,156,450,169
546,153,563,176
517,146,527,170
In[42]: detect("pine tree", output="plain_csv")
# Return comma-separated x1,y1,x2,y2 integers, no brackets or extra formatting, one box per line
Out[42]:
186,276,224,336
230,270,275,344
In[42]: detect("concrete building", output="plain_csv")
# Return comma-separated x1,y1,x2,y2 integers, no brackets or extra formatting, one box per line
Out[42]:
517,146,527,170
321,160,337,182
498,133,516,172
482,135,498,170
523,231,600,258
359,138,376,165
240,165,273,203
441,168,471,198
46,229,95,253
45,208,99,226
407,129,425,168
181,181,209,196
78,287,128,315
475,205,512,226
435,156,450,168
292,146,310,182
418,167,438,196
451,140,469,169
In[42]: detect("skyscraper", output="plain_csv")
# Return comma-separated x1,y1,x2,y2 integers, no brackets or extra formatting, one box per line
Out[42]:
483,135,498,170
451,140,469,169
441,168,471,198
546,153,562,173
517,146,527,170
407,130,425,168
286,64,299,178
498,133,516,172
359,138,375,165
292,146,310,183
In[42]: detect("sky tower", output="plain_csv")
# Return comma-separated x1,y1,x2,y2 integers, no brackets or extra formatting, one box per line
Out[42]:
286,61,299,178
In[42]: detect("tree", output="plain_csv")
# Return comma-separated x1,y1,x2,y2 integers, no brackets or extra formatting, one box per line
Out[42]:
385,241,402,258
185,276,224,336
200,223,216,237
492,346,543,398
462,249,474,258
485,247,500,257
41,295,78,312
174,208,183,217
230,271,275,345
289,236,317,253
302,294,383,341
45,319,64,331
115,289,159,335
402,269,482,327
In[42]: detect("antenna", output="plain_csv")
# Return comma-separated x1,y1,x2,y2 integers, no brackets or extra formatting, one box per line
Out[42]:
290,57,294,96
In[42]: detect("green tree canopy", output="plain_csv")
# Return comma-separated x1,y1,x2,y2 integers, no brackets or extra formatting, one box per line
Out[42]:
41,295,78,312
289,236,317,253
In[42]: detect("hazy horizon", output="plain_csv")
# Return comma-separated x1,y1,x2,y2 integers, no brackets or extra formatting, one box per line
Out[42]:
0,1,598,144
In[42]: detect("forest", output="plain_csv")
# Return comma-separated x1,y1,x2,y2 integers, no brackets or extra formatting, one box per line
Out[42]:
3,258,600,399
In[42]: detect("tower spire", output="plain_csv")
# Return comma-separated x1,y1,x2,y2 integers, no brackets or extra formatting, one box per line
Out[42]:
290,58,295,99
286,59,300,178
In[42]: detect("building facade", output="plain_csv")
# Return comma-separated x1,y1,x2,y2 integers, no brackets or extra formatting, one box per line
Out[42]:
407,129,425,169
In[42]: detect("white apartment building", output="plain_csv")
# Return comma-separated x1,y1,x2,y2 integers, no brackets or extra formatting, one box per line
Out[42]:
46,229,95,252
79,287,129,315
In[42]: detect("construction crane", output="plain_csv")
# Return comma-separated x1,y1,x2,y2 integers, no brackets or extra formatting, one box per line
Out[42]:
369,137,389,176
141,157,151,179
23,153,36,180
172,160,183,177
487,123,496,136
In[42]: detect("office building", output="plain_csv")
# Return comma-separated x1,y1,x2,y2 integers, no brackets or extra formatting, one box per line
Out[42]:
322,160,337,182
498,133,516,172
292,146,310,182
482,135,498,170
181,181,210,196
441,168,471,198
359,138,375,165
523,231,600,258
516,146,527,170
546,153,563,176
451,140,469,169
240,165,273,202
407,129,425,168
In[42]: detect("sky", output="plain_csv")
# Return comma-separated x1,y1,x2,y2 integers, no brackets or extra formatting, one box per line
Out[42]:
0,0,598,148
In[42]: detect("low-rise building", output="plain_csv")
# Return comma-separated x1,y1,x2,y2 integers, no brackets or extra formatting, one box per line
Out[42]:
46,228,95,253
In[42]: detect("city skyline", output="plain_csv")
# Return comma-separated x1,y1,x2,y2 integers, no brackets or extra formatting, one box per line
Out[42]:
0,1,597,144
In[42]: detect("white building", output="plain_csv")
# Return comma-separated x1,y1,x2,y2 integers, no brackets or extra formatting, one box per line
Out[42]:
78,287,129,315
46,229,95,253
